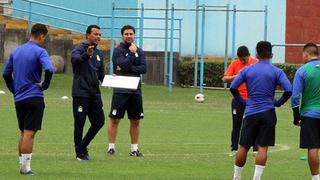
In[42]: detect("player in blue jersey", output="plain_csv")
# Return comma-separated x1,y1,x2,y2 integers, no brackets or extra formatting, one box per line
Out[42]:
291,43,320,180
230,41,292,180
3,23,54,175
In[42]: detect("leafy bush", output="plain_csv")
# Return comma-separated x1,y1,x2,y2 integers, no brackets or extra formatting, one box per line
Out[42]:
177,61,301,87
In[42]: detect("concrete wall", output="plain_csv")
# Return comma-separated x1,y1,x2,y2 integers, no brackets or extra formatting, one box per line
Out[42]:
2,27,28,63
285,0,320,64
0,24,180,85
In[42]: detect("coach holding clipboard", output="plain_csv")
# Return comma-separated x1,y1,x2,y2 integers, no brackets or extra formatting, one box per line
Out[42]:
107,25,147,157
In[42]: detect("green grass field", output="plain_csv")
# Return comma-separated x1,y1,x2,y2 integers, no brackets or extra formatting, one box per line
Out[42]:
0,64,311,179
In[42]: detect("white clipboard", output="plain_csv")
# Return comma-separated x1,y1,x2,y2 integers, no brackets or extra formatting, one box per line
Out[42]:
101,75,140,90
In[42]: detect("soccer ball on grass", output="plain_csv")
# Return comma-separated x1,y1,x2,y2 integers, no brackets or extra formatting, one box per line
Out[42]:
194,93,204,103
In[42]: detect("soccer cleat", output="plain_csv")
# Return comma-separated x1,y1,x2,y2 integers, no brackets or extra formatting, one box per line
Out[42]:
20,170,35,175
107,148,115,156
129,150,143,157
76,154,90,161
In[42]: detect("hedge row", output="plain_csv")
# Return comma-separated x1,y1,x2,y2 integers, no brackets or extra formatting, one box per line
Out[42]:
177,61,301,87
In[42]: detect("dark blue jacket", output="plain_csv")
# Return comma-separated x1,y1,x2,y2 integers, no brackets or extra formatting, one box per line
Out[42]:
112,42,147,94
71,41,105,97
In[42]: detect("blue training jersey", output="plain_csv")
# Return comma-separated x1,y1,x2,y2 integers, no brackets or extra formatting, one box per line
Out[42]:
231,60,292,116
291,59,320,119
3,41,54,102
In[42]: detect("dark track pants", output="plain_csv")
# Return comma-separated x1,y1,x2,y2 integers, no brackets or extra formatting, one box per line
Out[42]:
73,96,105,156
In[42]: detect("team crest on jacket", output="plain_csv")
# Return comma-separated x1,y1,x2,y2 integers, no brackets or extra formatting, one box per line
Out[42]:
78,106,83,112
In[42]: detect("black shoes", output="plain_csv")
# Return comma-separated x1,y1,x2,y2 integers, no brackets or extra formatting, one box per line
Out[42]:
107,148,115,156
129,150,143,157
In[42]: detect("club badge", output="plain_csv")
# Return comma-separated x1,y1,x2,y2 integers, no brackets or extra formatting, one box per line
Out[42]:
78,106,83,112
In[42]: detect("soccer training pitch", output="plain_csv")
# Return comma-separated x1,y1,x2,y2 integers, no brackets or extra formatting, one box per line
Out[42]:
0,66,311,179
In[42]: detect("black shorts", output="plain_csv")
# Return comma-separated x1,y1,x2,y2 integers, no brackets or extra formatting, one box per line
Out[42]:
15,97,45,132
239,109,277,147
109,93,144,120
300,116,320,149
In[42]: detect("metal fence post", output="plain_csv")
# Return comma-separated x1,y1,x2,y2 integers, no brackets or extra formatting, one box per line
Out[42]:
28,1,32,34
194,0,199,89
264,5,268,40
199,4,205,94
139,3,144,49
109,2,115,74
169,3,174,92
178,19,181,56
231,5,236,60
139,3,144,84
164,0,169,86
223,4,230,89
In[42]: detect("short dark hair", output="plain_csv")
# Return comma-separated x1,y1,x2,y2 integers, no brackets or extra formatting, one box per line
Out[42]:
256,41,272,59
31,23,48,37
303,43,319,56
121,25,135,35
86,25,100,35
237,46,250,58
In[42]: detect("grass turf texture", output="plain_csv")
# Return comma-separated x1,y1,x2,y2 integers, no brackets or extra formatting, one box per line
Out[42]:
0,63,311,179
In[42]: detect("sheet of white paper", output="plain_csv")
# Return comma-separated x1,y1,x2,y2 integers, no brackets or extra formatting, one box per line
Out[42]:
101,75,140,90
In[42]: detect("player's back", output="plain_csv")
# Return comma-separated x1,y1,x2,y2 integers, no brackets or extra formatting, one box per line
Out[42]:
244,60,285,116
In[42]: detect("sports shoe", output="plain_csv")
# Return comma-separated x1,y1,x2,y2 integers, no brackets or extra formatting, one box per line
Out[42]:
76,154,90,161
83,149,91,160
20,170,35,175
107,148,115,155
130,150,143,157
229,151,237,157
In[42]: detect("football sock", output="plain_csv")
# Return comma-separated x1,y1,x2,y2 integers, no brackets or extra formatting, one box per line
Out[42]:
108,143,115,150
131,144,138,152
312,175,320,180
21,153,32,173
253,165,265,180
233,165,243,179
